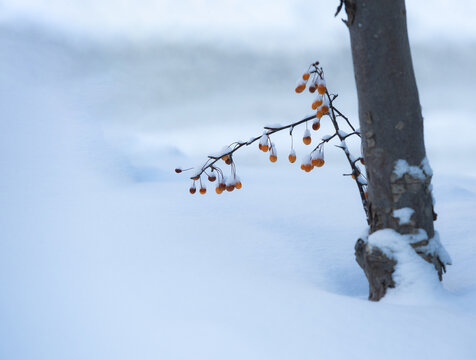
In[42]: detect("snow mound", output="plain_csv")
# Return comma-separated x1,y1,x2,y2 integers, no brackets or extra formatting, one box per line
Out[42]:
368,229,446,305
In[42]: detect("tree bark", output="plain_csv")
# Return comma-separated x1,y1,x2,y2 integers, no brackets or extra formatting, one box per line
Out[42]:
343,0,445,300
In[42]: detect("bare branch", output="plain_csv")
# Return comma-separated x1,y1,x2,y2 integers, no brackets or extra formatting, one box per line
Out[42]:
335,0,344,17
332,106,356,132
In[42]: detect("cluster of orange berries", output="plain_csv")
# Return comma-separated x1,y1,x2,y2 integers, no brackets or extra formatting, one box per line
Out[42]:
178,60,369,216
295,67,330,122
254,67,330,172
258,135,278,162
300,150,325,172
181,154,243,195
258,130,326,172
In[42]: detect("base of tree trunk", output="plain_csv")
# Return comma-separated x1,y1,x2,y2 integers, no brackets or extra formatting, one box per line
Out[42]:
354,238,396,301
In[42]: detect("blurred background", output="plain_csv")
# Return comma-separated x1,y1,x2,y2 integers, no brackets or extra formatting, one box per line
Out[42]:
1,0,476,178
1,1,476,359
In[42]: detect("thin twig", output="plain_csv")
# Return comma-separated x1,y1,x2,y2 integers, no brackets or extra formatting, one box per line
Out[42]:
327,91,369,223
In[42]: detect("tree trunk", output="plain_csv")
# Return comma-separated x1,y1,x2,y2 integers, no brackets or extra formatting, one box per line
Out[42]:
342,0,447,300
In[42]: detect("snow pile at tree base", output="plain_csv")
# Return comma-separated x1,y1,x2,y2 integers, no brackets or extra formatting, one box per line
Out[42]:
367,229,450,305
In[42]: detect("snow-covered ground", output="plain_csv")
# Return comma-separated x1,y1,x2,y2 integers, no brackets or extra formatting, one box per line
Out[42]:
1,1,476,359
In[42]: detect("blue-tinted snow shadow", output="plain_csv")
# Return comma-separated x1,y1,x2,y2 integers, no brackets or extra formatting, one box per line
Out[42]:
255,215,369,299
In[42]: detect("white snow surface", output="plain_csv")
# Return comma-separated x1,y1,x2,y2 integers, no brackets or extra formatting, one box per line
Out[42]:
4,110,474,359
1,8,476,360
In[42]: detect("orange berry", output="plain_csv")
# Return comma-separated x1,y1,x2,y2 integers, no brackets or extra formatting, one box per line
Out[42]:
300,164,305,170
258,143,262,150
302,73,310,81
316,110,323,119
216,187,223,194
226,184,235,192
312,99,323,110
208,174,216,182
317,84,326,94
191,175,200,181
295,84,306,93
199,187,206,194
219,183,226,190
261,144,269,152
288,154,296,163
312,158,324,167
360,158,365,165
270,154,277,162
305,164,313,172
175,168,182,173
189,187,196,194
312,121,320,131
235,181,242,190
303,136,311,145
320,105,329,114
221,155,232,164
309,86,316,93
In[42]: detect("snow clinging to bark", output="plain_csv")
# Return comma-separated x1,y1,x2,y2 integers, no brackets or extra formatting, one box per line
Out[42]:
393,157,433,180
394,160,425,180
393,207,415,225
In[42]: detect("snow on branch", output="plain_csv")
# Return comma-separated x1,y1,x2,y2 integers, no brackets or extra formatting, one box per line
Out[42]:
175,61,369,222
